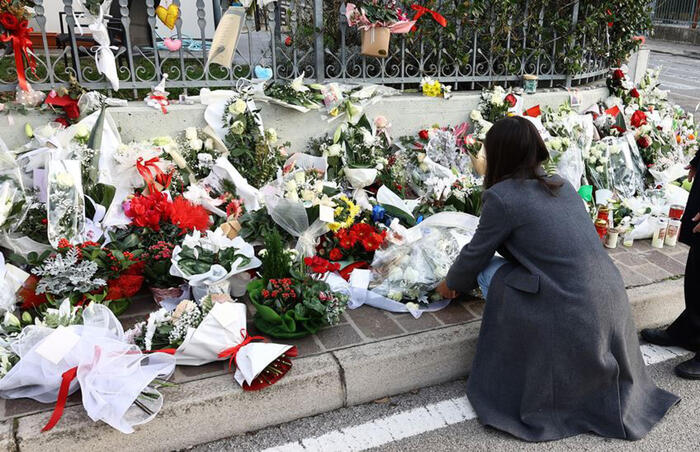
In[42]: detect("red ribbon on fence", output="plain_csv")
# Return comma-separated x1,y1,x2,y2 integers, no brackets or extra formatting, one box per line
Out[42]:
0,13,37,92
41,366,79,432
136,157,172,193
410,5,447,32
218,329,266,370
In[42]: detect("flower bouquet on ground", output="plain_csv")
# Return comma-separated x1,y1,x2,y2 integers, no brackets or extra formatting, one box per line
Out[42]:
420,77,452,99
16,239,144,316
247,230,348,339
221,91,286,188
141,241,189,307
0,302,175,434
335,114,390,191
171,127,222,185
260,74,323,112
476,86,519,122
345,1,415,57
127,295,297,389
122,190,212,248
169,229,261,301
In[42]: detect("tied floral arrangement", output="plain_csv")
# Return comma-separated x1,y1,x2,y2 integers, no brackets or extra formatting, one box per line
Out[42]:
263,74,324,112
222,92,286,188
127,295,298,390
171,127,221,184
334,114,391,190
169,228,261,300
345,1,415,58
247,230,348,338
15,239,144,316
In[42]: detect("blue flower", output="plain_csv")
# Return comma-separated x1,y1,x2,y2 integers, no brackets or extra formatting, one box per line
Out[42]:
371,205,386,222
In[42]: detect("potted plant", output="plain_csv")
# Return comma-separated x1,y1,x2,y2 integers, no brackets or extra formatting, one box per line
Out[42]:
142,241,190,306
345,1,415,58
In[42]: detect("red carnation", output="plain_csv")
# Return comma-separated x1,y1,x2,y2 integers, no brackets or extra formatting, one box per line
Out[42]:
504,93,517,107
418,130,429,140
629,88,640,98
105,274,144,301
167,196,211,232
630,110,647,128
329,248,343,261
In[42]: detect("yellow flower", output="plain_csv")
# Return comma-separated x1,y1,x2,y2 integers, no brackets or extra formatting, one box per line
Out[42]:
328,195,360,232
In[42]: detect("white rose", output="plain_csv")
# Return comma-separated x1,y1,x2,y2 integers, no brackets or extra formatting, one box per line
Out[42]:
314,180,325,192
470,110,483,121
419,162,429,172
74,124,90,139
375,163,384,171
301,189,315,202
204,138,214,150
595,165,605,173
285,179,298,193
54,171,74,188
185,127,198,141
189,138,203,150
491,92,505,106
404,302,420,311
229,99,247,115
327,144,342,157
361,129,375,147
598,156,608,164
294,171,306,185
265,128,278,144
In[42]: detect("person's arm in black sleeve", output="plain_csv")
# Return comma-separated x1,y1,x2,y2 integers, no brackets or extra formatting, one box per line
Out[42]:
445,189,513,293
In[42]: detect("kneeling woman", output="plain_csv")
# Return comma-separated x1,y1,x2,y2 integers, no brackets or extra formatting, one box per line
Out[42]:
437,116,678,442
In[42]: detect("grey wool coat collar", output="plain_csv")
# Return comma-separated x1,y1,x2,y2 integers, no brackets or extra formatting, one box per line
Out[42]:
446,175,679,442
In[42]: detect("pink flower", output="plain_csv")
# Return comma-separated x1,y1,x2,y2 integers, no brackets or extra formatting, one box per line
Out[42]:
374,115,390,129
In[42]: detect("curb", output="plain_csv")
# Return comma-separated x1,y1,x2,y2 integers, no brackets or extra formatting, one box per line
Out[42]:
5,279,686,451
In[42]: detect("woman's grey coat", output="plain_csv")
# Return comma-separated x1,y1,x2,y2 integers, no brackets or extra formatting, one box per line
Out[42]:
446,175,679,442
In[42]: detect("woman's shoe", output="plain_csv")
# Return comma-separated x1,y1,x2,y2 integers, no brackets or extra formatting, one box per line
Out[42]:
641,328,684,347
675,354,700,380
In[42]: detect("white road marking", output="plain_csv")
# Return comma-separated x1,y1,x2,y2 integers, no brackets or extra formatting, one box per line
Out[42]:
640,343,691,365
262,344,691,452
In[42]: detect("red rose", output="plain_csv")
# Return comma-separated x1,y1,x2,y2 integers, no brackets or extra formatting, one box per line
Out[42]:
630,110,647,128
0,12,18,30
329,248,343,261
629,88,640,98
636,135,652,149
504,93,517,108
612,69,624,81
418,130,429,140
284,36,292,47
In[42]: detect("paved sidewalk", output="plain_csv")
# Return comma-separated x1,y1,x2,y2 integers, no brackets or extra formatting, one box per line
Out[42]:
0,239,688,423
647,38,700,59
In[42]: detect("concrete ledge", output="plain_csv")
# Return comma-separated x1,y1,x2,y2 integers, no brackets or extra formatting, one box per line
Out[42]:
628,278,685,329
9,278,684,451
652,25,700,46
0,87,609,152
333,322,481,406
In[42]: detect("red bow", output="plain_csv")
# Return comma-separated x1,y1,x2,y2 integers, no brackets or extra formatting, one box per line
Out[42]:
410,5,447,32
218,329,267,370
149,94,169,114
0,13,37,91
524,105,541,117
41,366,78,432
136,157,172,193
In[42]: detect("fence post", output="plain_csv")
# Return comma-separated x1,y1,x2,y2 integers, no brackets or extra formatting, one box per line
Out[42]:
565,0,580,88
314,0,325,82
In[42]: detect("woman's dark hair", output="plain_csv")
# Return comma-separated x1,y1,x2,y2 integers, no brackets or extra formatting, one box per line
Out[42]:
483,116,563,194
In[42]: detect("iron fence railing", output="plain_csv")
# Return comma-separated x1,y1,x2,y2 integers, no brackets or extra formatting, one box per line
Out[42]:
651,0,700,27
0,0,612,96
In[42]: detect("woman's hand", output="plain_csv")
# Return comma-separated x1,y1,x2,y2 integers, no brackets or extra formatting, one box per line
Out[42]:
436,280,459,299
693,213,700,234
686,164,697,183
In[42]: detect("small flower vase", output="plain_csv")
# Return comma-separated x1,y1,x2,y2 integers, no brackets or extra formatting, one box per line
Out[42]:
361,27,391,58
150,283,190,307
523,74,538,94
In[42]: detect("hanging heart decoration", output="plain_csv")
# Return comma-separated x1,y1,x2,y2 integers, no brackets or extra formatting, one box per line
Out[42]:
155,4,179,30
164,37,182,51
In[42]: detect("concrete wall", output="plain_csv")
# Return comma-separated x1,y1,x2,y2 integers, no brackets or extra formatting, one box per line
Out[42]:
0,86,610,152
653,24,700,45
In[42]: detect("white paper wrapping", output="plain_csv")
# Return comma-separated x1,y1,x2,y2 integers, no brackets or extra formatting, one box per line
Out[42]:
0,252,29,313
0,303,175,433
204,156,262,212
87,8,119,91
